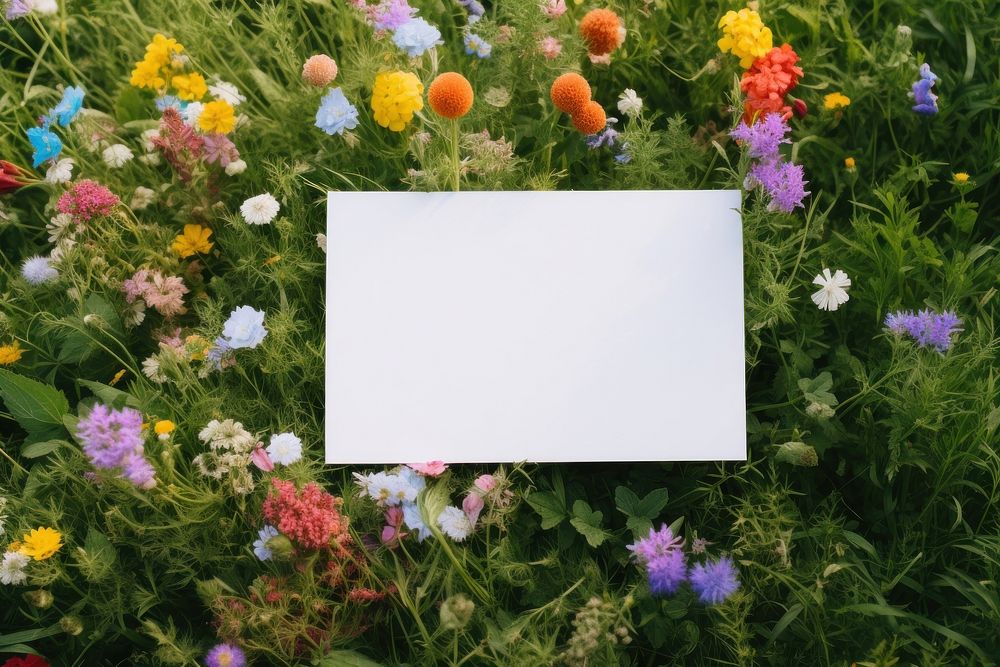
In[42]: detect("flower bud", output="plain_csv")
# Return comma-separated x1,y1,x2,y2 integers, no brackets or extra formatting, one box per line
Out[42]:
440,593,475,630
792,98,808,118
60,615,84,635
25,589,54,609
265,534,294,560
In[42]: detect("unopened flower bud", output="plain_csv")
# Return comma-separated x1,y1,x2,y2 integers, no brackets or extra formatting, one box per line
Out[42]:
60,615,84,636
792,98,808,118
440,593,475,630
265,534,294,560
83,313,106,329
25,589,54,609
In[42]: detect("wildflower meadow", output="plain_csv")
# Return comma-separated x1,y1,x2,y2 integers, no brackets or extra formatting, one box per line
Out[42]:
2,0,999,665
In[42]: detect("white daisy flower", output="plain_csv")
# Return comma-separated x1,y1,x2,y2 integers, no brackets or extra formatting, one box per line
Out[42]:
225,159,247,176
209,78,246,106
44,157,74,184
21,256,58,285
140,128,160,153
130,186,157,210
316,233,327,253
0,551,29,586
102,143,134,168
46,213,75,243
240,193,280,225
266,432,303,466
811,268,851,311
617,89,643,118
182,102,204,127
141,355,165,383
437,506,473,541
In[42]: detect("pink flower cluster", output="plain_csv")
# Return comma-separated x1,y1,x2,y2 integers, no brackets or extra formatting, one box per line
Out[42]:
123,268,189,317
262,478,349,550
462,474,496,526
57,179,120,222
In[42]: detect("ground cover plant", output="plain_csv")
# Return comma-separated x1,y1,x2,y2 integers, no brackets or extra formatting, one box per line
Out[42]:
1,0,999,665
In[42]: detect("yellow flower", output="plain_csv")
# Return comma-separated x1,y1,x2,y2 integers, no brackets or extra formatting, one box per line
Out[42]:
953,172,970,184
371,71,424,132
823,92,851,110
144,33,184,68
20,527,62,561
717,8,772,69
154,419,175,435
844,157,856,170
171,224,214,258
171,72,207,101
110,368,127,386
198,100,236,134
130,57,166,90
0,341,23,365
185,335,209,361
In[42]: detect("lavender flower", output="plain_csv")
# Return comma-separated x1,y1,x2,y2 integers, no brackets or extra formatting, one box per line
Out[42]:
76,404,157,489
5,0,31,19
253,525,279,561
373,0,416,30
911,63,939,115
647,548,688,595
747,159,809,213
585,118,620,150
627,524,684,562
205,643,247,667
884,309,962,351
730,114,791,160
688,556,740,604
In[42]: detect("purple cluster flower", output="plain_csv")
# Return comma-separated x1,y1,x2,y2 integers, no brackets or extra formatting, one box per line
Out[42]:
732,114,808,213
205,643,247,667
585,118,632,164
76,404,157,489
373,0,416,30
911,63,939,115
730,114,791,160
628,524,740,604
688,557,741,604
456,0,485,21
884,309,962,351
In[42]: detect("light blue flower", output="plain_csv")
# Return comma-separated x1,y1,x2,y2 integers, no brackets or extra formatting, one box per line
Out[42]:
26,126,62,167
392,17,443,57
464,33,492,58
315,88,360,136
221,305,268,349
155,95,187,112
51,86,85,126
402,501,431,542
253,525,279,561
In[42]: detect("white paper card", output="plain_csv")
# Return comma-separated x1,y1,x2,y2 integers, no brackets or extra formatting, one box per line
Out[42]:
325,191,745,464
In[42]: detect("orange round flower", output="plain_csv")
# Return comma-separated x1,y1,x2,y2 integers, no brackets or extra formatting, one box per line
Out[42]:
579,8,623,56
572,101,607,134
302,54,338,87
428,72,474,119
550,73,591,115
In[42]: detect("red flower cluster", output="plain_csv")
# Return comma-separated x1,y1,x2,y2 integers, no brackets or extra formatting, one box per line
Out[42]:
0,160,28,194
740,43,803,123
151,108,205,182
56,179,120,222
3,656,50,667
262,478,349,550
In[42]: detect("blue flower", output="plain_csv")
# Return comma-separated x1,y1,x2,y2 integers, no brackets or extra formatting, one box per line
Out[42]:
647,549,688,596
911,63,939,115
155,95,187,112
26,126,62,167
464,33,492,58
315,87,360,136
688,556,740,604
392,17,442,58
456,0,485,18
253,525,279,561
51,86,85,126
221,305,268,349
401,501,431,542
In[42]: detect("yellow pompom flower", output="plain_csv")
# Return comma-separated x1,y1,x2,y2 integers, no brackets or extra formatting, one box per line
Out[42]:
823,92,851,110
844,157,856,170
717,8,773,69
144,33,184,68
371,71,424,132
198,100,236,134
171,224,213,258
0,341,23,365
130,57,166,90
20,527,63,561
172,72,208,101
154,420,175,435
953,172,970,184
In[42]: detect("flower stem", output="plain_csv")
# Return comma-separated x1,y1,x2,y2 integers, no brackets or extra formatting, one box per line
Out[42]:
450,119,460,192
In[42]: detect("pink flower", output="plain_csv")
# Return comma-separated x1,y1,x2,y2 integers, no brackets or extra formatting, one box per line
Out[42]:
56,179,120,222
474,474,496,493
407,460,448,477
262,478,350,550
123,269,151,303
142,272,189,317
589,53,612,66
462,492,484,526
251,444,275,472
543,0,566,18
539,36,562,59
202,133,240,167
381,506,407,547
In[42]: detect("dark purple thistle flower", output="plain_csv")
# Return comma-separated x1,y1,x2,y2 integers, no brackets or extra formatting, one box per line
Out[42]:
647,549,688,596
729,113,790,160
688,556,740,604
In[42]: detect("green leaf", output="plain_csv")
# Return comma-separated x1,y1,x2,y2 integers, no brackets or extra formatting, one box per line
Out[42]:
633,488,669,518
798,372,838,406
20,439,68,459
249,68,285,105
0,368,69,442
569,500,609,547
79,379,141,409
614,486,640,516
319,650,385,667
526,491,566,530
626,515,653,537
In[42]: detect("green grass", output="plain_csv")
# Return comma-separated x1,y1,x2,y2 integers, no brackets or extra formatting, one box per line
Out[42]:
1,0,999,665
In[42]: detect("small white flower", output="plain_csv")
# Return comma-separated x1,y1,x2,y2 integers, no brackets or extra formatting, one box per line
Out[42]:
46,213,75,243
21,256,58,285
225,159,247,176
32,0,58,15
240,193,280,225
130,186,157,210
266,432,303,466
102,143,134,168
0,550,29,586
209,78,246,106
617,89,643,118
140,128,160,153
811,268,851,311
437,506,473,541
142,355,165,383
182,102,204,127
316,233,327,253
44,157,74,184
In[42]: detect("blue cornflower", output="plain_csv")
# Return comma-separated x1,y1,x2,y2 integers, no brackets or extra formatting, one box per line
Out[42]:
392,17,442,58
688,556,740,604
155,95,187,112
253,525,279,561
315,87,360,136
51,86,85,126
911,63,939,115
26,126,62,167
464,33,492,58
884,309,962,352
615,144,632,164
401,501,431,542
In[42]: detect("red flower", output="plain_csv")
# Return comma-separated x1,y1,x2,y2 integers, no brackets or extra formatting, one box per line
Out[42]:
3,656,51,667
0,160,28,194
741,43,802,123
262,478,350,550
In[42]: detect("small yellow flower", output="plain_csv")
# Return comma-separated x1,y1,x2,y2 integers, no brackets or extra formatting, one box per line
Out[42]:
154,419,175,435
717,8,773,69
371,71,424,132
844,157,856,170
171,72,207,101
198,100,236,134
110,369,127,386
130,57,166,90
953,172,970,184
823,92,851,110
20,527,62,561
171,224,214,258
144,33,184,68
8,540,23,553
0,341,23,366
185,335,209,361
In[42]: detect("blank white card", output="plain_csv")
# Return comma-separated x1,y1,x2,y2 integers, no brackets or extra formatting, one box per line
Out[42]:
325,191,745,464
